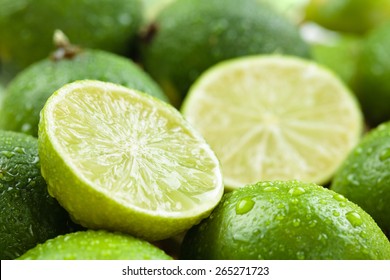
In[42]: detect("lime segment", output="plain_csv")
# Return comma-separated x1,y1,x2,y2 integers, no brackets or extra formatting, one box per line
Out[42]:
182,55,363,189
38,80,223,241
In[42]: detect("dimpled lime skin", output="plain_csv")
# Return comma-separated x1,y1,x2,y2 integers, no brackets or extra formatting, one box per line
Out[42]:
0,49,167,137
18,230,173,260
0,130,76,260
140,0,311,102
331,121,390,237
353,22,390,127
181,181,390,260
0,0,142,74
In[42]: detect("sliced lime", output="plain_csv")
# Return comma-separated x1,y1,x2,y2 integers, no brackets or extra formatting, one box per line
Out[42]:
182,55,363,190
38,80,223,241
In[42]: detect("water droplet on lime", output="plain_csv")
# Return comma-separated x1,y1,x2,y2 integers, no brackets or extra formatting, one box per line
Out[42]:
288,187,306,196
235,197,255,215
346,211,363,227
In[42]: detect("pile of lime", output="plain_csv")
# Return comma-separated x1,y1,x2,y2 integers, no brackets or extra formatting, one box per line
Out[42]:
1,0,390,260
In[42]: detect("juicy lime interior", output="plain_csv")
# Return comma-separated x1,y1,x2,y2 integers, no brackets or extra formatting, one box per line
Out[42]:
182,55,363,188
45,81,222,215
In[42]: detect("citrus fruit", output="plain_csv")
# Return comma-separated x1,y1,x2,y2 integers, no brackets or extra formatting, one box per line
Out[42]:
181,55,363,190
301,23,362,88
258,0,309,23
18,230,173,260
331,121,390,237
139,0,311,105
0,130,76,260
180,180,390,260
304,0,390,34
353,21,390,127
0,0,142,75
38,80,224,241
0,47,167,137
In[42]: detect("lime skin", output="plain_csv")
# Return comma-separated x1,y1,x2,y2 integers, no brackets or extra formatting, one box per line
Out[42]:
0,130,78,259
180,180,390,260
18,230,173,260
140,0,311,104
331,121,390,237
0,49,167,137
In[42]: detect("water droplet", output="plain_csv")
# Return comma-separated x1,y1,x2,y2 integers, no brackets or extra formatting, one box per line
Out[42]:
339,202,347,207
332,210,340,217
235,197,255,215
263,186,279,192
288,187,306,196
275,214,285,221
292,218,301,227
346,211,363,227
277,203,285,209
359,231,368,239
379,147,390,161
13,147,26,154
1,151,14,158
347,174,359,186
319,199,327,205
333,193,347,202
290,198,299,204
318,233,328,244
308,219,318,228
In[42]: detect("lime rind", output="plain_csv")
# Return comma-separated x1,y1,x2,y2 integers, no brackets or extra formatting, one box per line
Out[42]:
182,55,363,189
39,80,223,240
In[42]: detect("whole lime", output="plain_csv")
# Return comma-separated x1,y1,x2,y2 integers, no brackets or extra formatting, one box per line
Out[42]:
0,130,76,260
139,0,311,104
0,0,142,75
331,121,390,237
305,0,390,34
18,230,173,260
181,180,390,260
353,21,390,127
0,48,167,137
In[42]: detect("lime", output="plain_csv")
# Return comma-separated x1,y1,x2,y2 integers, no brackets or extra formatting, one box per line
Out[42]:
181,180,390,260
331,121,390,236
301,23,362,88
353,21,390,127
181,55,363,190
0,130,76,260
38,80,224,241
304,0,390,34
18,230,173,260
0,0,142,75
0,47,167,137
139,0,311,105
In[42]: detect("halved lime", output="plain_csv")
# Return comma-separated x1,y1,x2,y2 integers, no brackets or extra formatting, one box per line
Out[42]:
38,80,223,241
181,55,363,190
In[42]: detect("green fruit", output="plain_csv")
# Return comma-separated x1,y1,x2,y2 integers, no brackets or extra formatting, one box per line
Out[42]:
354,21,390,127
18,230,173,260
182,55,363,190
38,80,223,241
309,31,362,88
305,0,390,34
331,121,390,236
0,0,142,75
0,130,75,259
0,48,167,137
140,0,311,104
181,180,390,260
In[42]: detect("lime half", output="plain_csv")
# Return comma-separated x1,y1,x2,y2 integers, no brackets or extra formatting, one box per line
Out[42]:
182,55,363,190
38,80,223,241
